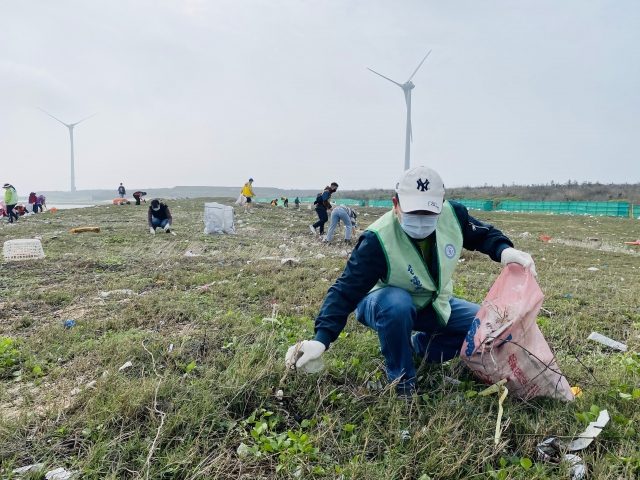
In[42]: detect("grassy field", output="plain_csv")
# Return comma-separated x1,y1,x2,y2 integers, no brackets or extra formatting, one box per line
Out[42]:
1,200,639,479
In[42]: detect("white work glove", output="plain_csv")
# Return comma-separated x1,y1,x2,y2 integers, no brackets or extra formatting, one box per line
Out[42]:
163,224,170,232
501,248,537,277
285,340,326,369
150,227,155,234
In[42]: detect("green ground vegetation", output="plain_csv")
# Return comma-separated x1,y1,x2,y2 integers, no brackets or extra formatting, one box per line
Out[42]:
0,200,639,479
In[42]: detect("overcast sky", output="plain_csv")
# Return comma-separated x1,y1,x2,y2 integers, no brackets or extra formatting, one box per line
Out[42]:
1,1,638,193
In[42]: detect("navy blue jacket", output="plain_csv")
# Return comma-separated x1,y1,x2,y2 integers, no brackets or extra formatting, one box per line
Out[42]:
313,201,513,348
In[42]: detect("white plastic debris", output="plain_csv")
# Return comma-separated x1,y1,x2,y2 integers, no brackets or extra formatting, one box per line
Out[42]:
100,289,134,298
519,232,531,237
169,344,174,353
587,332,627,352
566,454,587,479
261,318,280,325
13,463,45,474
587,267,599,271
568,410,610,450
275,389,284,401
237,442,251,458
399,430,411,441
366,380,383,391
319,268,327,272
45,467,76,480
443,376,462,387
101,370,109,378
338,250,348,257
278,244,286,249
315,253,325,259
184,250,200,257
86,380,97,389
70,388,81,396
118,361,133,372
281,257,300,265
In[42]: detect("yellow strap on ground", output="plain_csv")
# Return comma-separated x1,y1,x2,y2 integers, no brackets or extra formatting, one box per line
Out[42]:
479,379,508,444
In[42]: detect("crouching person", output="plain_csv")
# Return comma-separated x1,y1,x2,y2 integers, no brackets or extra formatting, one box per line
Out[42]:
285,166,537,399
148,199,172,234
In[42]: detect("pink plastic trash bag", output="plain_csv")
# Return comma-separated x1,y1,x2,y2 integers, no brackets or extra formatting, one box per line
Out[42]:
461,264,574,402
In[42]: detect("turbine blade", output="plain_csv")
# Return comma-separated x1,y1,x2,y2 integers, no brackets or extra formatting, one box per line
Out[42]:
367,68,403,87
72,113,99,126
407,50,431,82
38,107,69,127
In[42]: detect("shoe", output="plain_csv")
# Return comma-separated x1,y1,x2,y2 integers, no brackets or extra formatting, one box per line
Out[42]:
244,211,249,214
309,225,317,235
344,239,352,245
397,386,418,404
165,228,171,233
250,209,254,213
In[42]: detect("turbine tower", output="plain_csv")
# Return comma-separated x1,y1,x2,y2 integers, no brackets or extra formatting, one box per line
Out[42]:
368,50,431,171
38,107,98,192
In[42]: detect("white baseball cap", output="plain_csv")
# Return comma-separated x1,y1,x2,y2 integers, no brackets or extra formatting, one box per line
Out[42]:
395,166,445,214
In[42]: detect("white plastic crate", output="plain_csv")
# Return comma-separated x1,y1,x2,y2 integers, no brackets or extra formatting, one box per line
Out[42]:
3,239,46,261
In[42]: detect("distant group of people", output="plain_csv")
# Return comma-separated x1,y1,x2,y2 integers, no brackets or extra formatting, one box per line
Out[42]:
2,183,48,224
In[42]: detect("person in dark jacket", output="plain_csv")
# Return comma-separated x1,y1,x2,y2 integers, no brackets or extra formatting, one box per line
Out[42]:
286,166,537,398
118,183,126,198
133,191,147,205
294,197,300,209
310,182,338,236
148,199,172,234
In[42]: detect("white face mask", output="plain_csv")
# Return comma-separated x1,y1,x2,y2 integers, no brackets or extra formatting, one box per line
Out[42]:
152,206,160,211
400,213,438,239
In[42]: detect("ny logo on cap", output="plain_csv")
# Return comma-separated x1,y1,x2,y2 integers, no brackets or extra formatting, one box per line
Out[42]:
416,178,430,192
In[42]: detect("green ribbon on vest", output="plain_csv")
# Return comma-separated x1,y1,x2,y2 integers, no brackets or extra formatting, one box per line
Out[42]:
366,200,463,326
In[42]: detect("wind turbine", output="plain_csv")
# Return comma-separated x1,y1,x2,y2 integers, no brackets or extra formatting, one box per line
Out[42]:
368,50,431,171
38,107,98,192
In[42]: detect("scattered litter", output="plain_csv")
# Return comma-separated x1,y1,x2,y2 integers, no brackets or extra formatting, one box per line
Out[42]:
319,268,327,272
246,260,252,265
219,280,230,284
399,429,411,441
100,289,134,297
587,332,627,352
86,380,97,389
45,468,76,480
569,410,610,450
623,240,640,245
13,463,45,474
315,253,325,259
184,250,200,257
338,250,349,257
261,317,280,325
333,268,339,272
281,257,300,265
587,237,599,241
458,258,466,263
70,388,81,396
563,293,573,299
70,227,100,234
443,376,462,386
169,344,174,353
537,438,586,479
101,371,109,378
118,361,133,372
366,380,383,391
278,244,286,249
587,267,599,271
63,319,75,328
275,389,284,401
478,379,508,444
237,442,250,458
156,249,163,254
539,235,551,242
519,232,531,237
570,386,583,397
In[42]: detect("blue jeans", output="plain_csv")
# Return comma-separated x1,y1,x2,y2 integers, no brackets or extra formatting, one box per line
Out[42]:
355,287,479,390
119,193,125,198
312,208,329,234
33,203,42,213
326,208,353,242
151,218,169,230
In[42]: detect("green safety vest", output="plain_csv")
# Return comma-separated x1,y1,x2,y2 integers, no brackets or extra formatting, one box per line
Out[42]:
366,200,463,326
4,187,18,205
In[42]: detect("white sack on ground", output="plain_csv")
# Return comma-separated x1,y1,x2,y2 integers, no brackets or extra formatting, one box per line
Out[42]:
204,202,235,235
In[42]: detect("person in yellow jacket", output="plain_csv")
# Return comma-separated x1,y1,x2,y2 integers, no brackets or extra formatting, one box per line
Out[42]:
241,178,255,214
3,183,19,224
